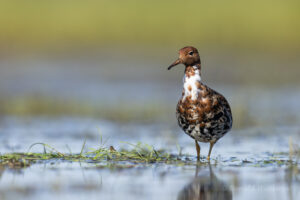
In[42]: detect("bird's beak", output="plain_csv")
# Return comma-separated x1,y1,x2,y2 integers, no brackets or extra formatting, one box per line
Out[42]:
167,58,181,70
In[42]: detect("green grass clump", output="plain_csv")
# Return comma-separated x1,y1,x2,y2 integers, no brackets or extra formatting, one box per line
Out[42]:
88,142,175,163
1,141,299,169
0,142,183,169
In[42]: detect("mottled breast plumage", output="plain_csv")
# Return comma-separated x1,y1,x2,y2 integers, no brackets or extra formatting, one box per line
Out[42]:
176,83,232,143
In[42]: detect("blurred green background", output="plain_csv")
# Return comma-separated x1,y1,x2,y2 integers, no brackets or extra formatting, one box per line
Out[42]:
0,0,299,128
1,0,300,50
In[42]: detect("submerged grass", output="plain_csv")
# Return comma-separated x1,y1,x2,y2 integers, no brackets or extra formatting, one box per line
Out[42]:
1,140,299,169
0,142,185,169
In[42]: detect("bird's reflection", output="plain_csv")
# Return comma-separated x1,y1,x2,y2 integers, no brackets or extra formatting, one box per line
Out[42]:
177,163,232,200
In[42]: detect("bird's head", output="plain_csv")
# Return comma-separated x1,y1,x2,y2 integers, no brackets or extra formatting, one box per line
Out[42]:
168,46,201,70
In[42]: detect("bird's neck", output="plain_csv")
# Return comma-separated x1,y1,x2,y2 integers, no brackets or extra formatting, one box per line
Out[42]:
182,64,202,101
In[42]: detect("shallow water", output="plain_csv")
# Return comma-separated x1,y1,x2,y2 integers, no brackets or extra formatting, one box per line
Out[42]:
0,117,299,200
1,161,299,200
0,56,300,199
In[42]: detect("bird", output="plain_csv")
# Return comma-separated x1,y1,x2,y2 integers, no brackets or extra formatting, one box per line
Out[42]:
168,46,232,161
177,163,232,200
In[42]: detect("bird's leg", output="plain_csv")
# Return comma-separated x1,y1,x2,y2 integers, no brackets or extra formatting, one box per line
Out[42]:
207,141,216,161
195,140,201,161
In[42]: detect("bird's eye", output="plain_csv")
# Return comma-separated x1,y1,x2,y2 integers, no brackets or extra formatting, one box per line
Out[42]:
188,51,193,55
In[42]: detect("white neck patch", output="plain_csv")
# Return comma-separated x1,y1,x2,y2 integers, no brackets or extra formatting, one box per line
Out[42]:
183,66,201,101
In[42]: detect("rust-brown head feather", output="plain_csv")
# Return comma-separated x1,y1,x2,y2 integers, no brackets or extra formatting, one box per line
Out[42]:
168,46,201,70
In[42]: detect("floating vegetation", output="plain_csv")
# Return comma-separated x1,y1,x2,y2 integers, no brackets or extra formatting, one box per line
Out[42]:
0,142,187,169
87,142,175,163
1,141,299,169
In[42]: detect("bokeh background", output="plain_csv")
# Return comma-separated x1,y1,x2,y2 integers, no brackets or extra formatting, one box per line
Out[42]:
1,2,300,199
0,0,300,129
